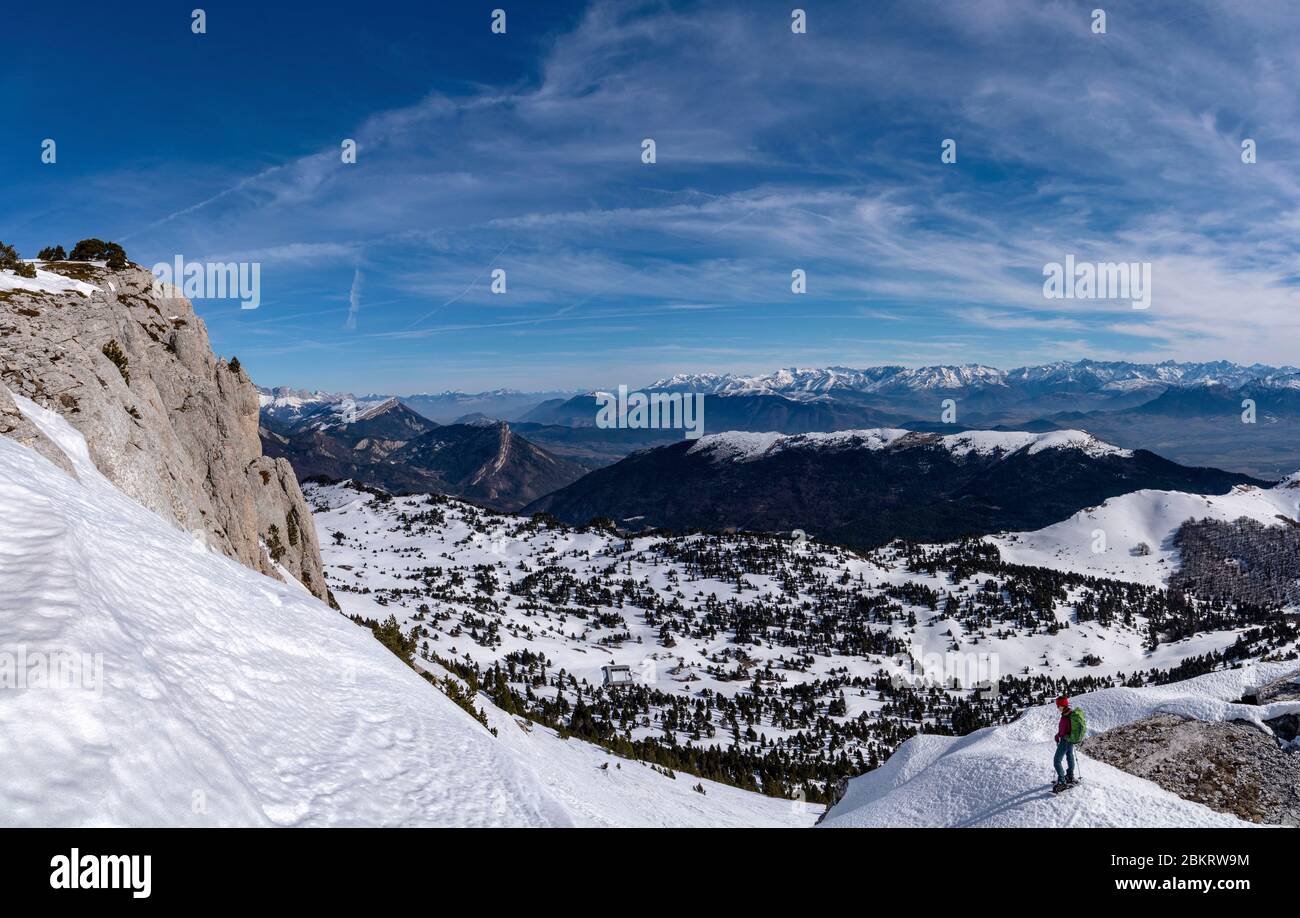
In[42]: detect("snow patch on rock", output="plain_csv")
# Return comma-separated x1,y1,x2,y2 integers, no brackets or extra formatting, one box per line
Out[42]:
0,264,98,297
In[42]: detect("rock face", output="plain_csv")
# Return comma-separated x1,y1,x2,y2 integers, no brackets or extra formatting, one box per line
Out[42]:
1082,713,1300,826
1241,670,1300,705
0,262,329,603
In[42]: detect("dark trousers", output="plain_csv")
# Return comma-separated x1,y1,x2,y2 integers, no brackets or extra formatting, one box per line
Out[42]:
1054,739,1076,783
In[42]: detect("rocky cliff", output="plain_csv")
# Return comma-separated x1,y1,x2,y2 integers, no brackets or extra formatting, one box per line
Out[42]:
1082,712,1300,826
0,261,329,603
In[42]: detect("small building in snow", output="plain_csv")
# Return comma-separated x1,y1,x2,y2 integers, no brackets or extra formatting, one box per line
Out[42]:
601,664,633,687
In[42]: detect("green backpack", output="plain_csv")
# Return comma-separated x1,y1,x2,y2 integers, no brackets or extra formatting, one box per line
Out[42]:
1067,707,1087,744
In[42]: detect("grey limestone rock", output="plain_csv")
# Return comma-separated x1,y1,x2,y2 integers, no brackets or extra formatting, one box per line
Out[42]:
0,262,329,603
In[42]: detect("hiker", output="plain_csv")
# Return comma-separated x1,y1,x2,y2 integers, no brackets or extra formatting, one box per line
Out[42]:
1052,696,1086,793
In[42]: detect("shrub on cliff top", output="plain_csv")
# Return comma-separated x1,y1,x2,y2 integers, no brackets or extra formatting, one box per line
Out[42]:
0,241,37,278
69,238,129,270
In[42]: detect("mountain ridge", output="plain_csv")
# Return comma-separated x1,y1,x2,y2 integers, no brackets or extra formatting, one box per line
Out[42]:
263,360,1300,416
526,425,1267,548
650,359,1300,398
262,399,586,510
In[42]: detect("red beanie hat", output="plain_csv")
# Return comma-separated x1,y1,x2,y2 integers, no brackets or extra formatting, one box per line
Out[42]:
1055,696,1069,708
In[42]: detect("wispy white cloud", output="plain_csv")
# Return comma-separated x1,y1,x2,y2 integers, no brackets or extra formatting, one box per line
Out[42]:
40,0,1300,390
345,268,363,332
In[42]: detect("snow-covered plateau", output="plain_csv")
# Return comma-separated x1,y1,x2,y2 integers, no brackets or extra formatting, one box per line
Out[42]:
686,427,1133,463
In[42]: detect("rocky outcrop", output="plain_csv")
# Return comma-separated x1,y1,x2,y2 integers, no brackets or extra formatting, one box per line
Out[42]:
0,262,329,603
1082,713,1300,826
1241,670,1300,705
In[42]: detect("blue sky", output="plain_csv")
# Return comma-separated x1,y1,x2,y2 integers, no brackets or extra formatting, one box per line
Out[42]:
4,0,1299,393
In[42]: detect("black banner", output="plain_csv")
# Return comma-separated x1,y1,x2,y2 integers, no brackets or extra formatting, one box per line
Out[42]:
0,827,1275,904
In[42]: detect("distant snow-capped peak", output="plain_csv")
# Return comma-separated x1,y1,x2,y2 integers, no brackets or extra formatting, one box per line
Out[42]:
309,397,400,430
257,386,394,429
257,386,340,410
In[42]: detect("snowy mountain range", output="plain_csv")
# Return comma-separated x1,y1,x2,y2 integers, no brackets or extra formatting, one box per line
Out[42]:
649,360,1300,398
257,387,394,432
261,360,1300,478
258,386,583,428
263,360,1300,420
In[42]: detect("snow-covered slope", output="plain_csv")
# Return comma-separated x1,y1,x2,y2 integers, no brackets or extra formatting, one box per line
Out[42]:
819,664,1297,828
0,397,810,827
992,478,1300,586
0,395,562,826
421,659,815,827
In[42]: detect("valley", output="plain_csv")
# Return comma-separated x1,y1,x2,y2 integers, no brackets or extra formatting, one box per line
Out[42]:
308,477,1300,804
